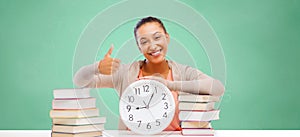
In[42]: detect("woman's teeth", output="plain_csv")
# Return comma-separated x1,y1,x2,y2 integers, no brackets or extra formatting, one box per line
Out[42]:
150,50,161,56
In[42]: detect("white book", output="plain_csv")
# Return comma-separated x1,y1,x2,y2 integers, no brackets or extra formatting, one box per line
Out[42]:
53,88,91,99
50,108,99,118
53,117,106,125
181,128,214,136
178,91,191,95
178,94,220,102
52,98,96,109
181,121,212,128
51,131,102,137
52,124,104,133
179,102,215,111
179,110,220,121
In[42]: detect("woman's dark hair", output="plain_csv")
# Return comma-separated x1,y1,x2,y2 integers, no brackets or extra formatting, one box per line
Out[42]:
134,16,167,39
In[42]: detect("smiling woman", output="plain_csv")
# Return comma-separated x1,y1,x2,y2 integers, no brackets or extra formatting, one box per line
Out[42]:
73,16,225,130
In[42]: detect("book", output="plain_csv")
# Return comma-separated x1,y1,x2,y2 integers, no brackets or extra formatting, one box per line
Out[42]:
178,94,220,102
53,117,106,125
178,92,211,95
53,88,91,99
181,121,211,128
52,124,104,133
179,110,220,121
52,98,96,109
179,102,215,111
181,128,214,136
50,108,99,118
51,131,102,137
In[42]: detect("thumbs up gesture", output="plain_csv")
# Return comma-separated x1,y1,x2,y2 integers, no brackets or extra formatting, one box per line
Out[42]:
98,44,121,75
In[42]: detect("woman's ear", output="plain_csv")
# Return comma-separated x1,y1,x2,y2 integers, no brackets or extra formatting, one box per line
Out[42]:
135,40,142,52
166,33,170,44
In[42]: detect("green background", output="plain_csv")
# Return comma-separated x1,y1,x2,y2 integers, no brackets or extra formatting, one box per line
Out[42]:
1,0,299,130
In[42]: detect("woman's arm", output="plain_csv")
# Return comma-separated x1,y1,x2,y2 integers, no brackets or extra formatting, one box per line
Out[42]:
169,66,225,96
139,74,224,96
73,62,114,88
139,66,225,96
73,45,120,88
167,78,225,96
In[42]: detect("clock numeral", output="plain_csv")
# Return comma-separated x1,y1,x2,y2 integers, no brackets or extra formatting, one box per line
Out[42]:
134,88,140,95
128,96,134,103
162,93,166,100
155,87,157,93
129,114,133,121
143,85,149,92
126,105,131,112
156,119,160,126
163,112,167,118
146,123,151,129
137,120,141,127
164,102,168,109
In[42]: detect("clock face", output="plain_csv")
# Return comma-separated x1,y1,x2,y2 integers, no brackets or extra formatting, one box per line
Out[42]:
119,80,175,135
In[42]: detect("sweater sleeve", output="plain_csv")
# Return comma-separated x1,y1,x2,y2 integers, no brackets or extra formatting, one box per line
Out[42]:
168,65,225,96
73,62,114,88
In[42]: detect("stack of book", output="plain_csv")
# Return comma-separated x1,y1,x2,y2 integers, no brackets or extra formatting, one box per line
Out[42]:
178,93,220,136
50,88,106,137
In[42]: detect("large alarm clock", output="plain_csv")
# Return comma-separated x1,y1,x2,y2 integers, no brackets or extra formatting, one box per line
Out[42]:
119,80,176,135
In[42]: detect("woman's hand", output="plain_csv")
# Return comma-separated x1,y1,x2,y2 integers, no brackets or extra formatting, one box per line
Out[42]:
98,45,121,75
138,75,173,90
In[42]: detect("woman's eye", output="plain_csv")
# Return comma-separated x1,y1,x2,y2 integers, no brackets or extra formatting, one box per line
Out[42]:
155,36,161,40
141,40,149,45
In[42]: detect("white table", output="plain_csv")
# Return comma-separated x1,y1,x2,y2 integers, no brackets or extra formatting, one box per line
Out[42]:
0,130,299,137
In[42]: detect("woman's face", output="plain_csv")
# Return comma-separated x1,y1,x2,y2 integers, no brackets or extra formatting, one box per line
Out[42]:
136,22,170,64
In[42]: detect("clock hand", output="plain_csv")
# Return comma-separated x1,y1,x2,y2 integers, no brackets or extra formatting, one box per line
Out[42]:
145,108,156,120
147,93,154,107
143,100,147,106
135,101,149,110
143,100,149,109
136,106,147,110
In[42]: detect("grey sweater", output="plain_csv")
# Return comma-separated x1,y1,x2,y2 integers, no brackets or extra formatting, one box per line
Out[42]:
73,60,224,96
73,60,225,129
